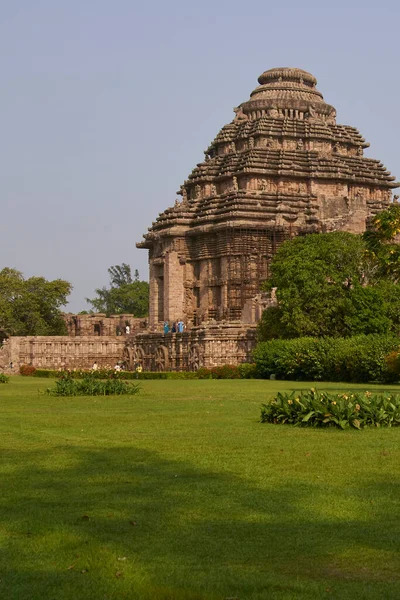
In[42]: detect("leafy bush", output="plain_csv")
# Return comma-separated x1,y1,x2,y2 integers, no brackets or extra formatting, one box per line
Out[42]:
46,372,140,396
19,365,37,376
238,363,259,379
385,351,400,378
260,389,400,429
0,373,9,383
197,365,241,379
253,335,400,383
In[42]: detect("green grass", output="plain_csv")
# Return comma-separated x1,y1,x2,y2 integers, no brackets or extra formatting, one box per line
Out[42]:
1,377,400,600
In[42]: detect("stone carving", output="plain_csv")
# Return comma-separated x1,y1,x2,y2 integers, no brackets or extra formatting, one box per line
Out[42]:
268,106,279,118
233,106,248,121
188,345,201,371
154,345,169,372
258,178,268,191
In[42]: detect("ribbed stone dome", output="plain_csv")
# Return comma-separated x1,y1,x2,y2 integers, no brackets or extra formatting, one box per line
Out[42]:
242,67,334,118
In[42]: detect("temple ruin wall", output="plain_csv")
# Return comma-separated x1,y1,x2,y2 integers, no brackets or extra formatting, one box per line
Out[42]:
0,336,127,373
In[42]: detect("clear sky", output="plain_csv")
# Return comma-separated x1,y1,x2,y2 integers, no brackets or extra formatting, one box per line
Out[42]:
1,0,399,312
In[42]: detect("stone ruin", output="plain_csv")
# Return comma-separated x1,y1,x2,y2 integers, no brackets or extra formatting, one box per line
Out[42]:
125,66,399,371
62,313,147,337
2,67,398,373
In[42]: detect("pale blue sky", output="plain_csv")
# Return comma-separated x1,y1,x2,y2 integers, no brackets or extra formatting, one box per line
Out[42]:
1,0,399,312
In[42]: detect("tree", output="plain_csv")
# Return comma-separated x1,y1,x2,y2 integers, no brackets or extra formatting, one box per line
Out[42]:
86,264,149,317
258,230,400,340
363,204,400,282
0,268,72,338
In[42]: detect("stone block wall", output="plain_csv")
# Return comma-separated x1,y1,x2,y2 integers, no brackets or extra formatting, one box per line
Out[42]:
0,336,126,373
123,324,257,371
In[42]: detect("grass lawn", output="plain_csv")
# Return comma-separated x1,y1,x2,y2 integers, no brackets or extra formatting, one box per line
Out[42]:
0,377,399,600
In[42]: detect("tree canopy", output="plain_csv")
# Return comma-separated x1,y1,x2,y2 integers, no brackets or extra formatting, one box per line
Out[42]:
0,268,72,339
259,208,400,340
86,264,149,317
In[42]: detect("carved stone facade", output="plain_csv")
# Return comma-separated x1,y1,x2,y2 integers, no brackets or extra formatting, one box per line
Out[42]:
0,336,126,373
137,67,398,330
123,324,257,372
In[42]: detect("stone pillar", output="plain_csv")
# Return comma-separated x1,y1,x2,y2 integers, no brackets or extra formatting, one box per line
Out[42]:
148,261,159,327
149,261,165,327
199,259,209,319
163,251,185,323
220,256,229,318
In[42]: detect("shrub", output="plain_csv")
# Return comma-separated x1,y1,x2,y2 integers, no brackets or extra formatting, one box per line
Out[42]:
19,365,36,376
238,363,259,379
196,365,242,379
253,335,400,383
0,373,9,383
260,389,400,429
46,372,140,396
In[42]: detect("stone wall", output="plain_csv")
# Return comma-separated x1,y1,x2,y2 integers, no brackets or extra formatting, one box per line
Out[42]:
63,313,147,337
123,324,257,371
0,336,126,373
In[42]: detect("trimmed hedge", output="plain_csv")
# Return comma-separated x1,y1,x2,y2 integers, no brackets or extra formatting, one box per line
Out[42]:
253,334,400,383
31,364,259,380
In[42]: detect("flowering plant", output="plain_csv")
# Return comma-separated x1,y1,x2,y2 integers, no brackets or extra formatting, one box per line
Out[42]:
260,389,400,429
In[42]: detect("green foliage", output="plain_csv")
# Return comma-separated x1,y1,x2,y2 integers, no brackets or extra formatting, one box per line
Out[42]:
46,371,140,396
260,232,371,339
0,268,71,337
363,204,400,282
0,373,9,383
260,389,400,429
259,224,400,341
197,365,241,379
253,334,400,383
86,263,149,317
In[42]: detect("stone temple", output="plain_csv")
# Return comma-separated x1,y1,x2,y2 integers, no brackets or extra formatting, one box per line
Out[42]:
125,67,398,371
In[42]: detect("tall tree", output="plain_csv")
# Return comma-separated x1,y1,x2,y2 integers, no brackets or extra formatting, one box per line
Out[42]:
258,230,400,340
86,265,149,317
0,268,72,338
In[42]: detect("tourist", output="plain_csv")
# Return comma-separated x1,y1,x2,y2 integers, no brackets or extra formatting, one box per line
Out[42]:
114,363,121,372
177,320,185,333
135,363,143,379
92,361,98,371
171,322,177,333
164,321,170,334
125,325,130,335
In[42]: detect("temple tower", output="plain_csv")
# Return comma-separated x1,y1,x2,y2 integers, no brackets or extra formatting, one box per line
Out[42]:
138,67,398,329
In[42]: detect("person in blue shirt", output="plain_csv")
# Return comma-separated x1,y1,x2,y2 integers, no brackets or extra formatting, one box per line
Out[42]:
164,321,170,334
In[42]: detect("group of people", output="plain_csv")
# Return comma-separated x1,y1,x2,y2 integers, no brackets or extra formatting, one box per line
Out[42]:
164,320,185,334
91,361,126,372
